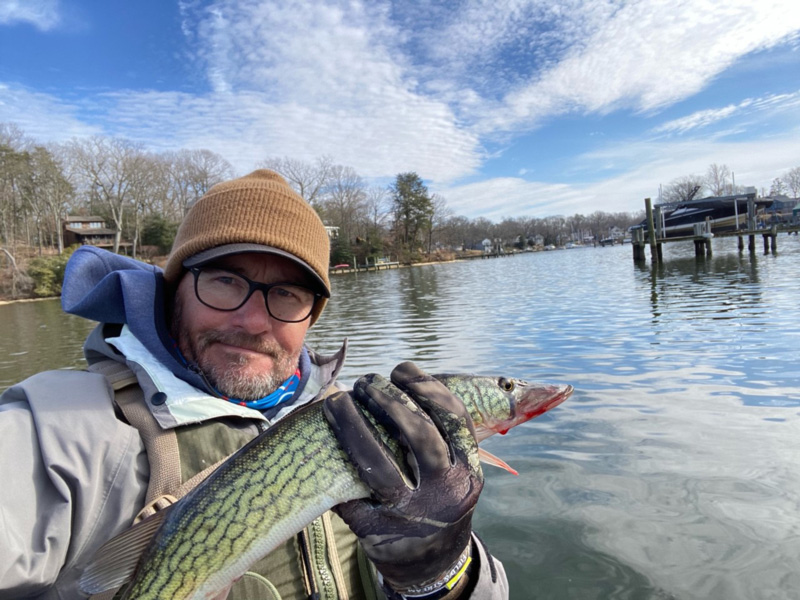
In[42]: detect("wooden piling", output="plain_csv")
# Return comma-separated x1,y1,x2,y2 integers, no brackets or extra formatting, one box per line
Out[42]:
645,198,659,264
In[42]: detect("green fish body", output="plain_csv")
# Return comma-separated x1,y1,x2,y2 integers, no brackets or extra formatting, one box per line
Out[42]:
81,374,572,599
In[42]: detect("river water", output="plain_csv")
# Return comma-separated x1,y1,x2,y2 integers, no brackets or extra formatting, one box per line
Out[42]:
1,238,799,599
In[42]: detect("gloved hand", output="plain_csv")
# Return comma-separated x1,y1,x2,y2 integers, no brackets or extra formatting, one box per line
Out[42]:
323,361,484,596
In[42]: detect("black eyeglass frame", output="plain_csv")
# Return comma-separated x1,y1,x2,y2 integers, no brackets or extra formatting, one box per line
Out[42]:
188,266,322,323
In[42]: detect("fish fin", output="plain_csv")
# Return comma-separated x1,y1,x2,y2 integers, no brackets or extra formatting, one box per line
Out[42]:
478,447,518,476
212,582,235,600
79,508,169,594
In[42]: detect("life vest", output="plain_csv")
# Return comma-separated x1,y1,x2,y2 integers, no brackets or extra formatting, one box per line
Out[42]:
88,359,382,600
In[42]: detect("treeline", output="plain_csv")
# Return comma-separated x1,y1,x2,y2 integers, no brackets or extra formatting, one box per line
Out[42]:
1,121,644,296
0,123,236,259
660,163,800,203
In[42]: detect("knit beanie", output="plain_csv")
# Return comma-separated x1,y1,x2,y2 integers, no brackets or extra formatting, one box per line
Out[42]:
164,169,331,325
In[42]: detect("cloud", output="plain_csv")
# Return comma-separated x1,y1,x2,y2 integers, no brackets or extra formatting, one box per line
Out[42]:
653,91,800,135
480,0,800,133
0,0,61,31
0,83,102,140
437,131,800,219
1,0,798,221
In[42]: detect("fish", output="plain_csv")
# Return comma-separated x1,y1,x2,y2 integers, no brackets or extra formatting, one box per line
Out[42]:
80,371,573,599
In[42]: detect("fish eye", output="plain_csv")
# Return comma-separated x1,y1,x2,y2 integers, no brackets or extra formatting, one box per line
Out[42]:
498,378,515,392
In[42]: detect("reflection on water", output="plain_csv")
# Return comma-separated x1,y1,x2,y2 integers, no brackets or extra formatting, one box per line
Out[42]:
2,236,800,599
0,299,96,389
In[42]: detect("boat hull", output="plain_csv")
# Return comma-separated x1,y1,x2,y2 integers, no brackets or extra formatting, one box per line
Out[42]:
632,194,772,239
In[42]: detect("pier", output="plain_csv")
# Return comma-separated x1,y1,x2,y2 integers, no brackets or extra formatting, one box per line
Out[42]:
329,249,517,276
632,197,800,263
329,258,400,275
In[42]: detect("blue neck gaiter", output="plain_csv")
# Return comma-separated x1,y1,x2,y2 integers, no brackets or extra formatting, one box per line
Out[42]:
223,369,301,410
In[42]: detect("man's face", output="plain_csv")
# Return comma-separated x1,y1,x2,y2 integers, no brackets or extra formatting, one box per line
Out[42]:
171,252,315,400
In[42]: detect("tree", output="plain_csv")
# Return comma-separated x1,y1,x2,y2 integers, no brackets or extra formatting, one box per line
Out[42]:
391,172,432,256
259,156,333,207
322,164,366,246
20,146,73,254
427,193,451,254
142,213,179,255
163,149,234,220
705,163,732,196
0,143,29,249
662,175,705,203
769,177,786,196
783,166,800,199
67,137,148,254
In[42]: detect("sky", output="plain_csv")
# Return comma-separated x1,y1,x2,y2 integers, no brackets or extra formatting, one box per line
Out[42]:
1,0,799,221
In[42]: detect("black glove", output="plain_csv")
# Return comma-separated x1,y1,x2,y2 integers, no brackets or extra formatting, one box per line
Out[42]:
323,362,484,595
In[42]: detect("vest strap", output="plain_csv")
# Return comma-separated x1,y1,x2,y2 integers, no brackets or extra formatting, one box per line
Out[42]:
87,360,182,511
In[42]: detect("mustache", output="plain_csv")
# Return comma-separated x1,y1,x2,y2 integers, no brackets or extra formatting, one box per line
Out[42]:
198,331,281,356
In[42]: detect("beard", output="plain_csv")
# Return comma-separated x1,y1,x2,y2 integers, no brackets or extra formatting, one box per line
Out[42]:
171,297,299,401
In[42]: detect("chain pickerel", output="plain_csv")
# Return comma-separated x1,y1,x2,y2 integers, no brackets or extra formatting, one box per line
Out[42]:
81,373,572,599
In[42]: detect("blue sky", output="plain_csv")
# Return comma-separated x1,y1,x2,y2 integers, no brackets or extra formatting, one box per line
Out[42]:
1,0,799,221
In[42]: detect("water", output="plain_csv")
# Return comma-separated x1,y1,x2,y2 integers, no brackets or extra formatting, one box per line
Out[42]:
2,237,799,599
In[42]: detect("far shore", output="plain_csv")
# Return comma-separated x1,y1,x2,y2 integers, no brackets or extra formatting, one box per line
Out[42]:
0,296,59,306
0,250,507,305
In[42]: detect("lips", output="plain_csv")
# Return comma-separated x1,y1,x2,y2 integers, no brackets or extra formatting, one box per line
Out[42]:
200,332,280,359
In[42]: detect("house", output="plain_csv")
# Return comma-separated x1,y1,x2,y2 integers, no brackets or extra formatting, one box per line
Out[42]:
62,216,119,249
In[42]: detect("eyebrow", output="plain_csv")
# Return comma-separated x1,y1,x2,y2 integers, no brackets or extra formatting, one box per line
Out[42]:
203,263,317,290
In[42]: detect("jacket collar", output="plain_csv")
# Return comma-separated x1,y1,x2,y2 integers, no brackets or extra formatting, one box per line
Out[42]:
99,325,347,430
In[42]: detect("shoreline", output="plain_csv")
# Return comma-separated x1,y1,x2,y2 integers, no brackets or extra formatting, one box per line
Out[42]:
0,253,504,305
0,296,59,306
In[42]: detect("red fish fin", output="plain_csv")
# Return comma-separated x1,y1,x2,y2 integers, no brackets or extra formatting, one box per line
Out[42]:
478,447,518,476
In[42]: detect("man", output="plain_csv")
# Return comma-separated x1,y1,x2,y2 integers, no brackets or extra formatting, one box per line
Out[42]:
0,170,508,599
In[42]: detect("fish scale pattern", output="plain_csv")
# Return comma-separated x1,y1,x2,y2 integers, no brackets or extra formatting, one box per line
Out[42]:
122,402,367,599
108,375,571,599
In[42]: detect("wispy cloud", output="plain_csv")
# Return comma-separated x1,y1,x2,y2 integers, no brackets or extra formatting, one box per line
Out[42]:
653,91,800,135
0,0,61,31
480,0,800,132
0,83,102,140
438,133,800,219
1,0,798,218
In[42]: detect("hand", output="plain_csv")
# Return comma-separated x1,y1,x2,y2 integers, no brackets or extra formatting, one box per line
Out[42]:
323,362,484,595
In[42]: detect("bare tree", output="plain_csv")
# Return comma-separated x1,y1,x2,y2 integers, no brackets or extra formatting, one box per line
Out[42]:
166,149,235,218
782,166,800,199
68,136,147,254
705,163,732,196
259,156,333,207
661,175,706,203
361,186,390,232
21,146,73,254
427,193,452,253
769,177,786,196
322,165,366,244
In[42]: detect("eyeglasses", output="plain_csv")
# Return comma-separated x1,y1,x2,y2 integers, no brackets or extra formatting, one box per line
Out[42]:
189,267,322,323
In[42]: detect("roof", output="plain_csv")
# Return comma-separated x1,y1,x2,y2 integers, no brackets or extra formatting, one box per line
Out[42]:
64,226,117,236
64,215,106,223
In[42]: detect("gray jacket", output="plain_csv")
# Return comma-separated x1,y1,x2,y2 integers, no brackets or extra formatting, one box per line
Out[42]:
0,324,508,599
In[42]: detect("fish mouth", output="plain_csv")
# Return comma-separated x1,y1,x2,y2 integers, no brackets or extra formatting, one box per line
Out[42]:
520,383,573,420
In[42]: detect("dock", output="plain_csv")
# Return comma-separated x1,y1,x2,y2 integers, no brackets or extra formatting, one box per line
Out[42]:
329,259,400,275
329,250,517,276
632,197,800,263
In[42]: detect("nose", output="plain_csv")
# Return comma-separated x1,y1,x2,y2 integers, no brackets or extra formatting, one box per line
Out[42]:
231,289,273,333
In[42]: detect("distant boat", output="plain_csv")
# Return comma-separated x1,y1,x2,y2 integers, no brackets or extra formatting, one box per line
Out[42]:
631,193,773,239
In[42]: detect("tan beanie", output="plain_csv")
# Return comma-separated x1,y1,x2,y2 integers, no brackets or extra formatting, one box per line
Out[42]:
164,169,331,325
